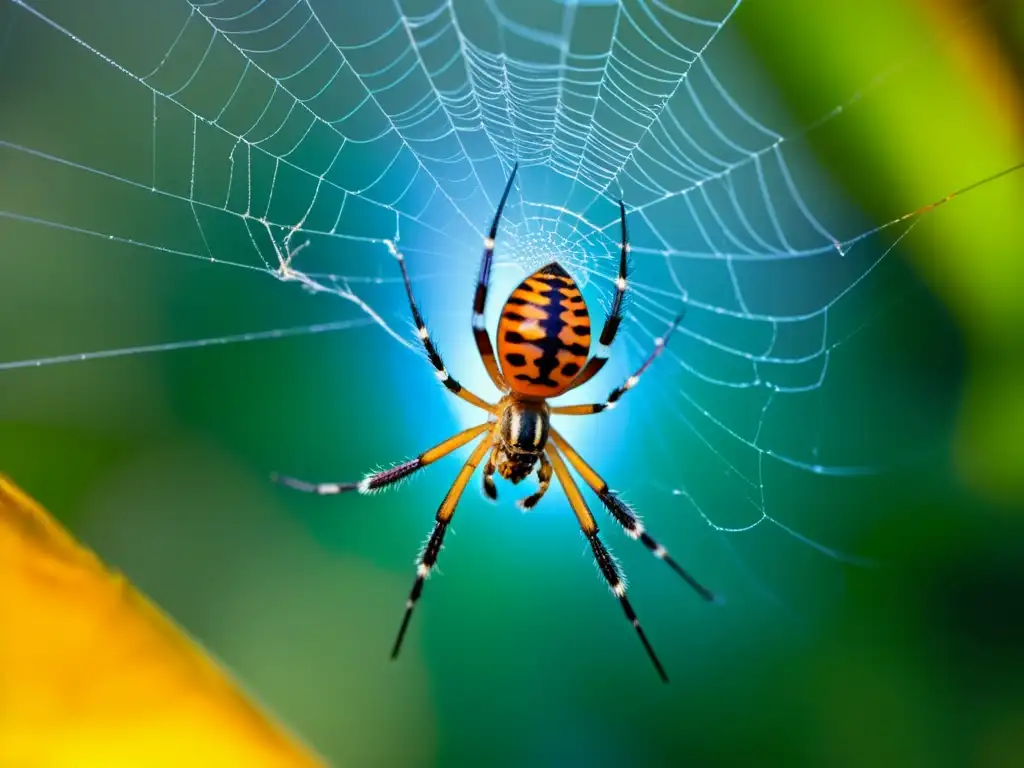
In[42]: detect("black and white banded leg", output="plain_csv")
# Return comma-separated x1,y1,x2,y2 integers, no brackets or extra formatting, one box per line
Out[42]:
551,313,684,416
545,442,669,682
272,423,491,495
548,429,718,603
517,451,552,510
393,245,494,412
391,432,494,659
472,163,519,392
566,200,631,391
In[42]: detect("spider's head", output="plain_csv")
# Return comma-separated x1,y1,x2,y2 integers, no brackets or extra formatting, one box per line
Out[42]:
493,448,537,484
494,398,550,484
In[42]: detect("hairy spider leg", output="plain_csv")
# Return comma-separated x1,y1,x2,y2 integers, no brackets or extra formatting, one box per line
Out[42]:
545,442,669,683
392,431,495,659
395,247,494,412
552,312,684,416
565,200,631,392
548,429,717,603
473,163,520,392
271,423,491,495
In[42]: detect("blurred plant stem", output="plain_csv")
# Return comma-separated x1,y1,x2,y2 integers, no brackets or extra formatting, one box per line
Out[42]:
0,475,326,768
739,0,1024,507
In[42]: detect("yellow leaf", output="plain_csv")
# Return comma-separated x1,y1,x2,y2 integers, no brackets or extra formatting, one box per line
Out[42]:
0,475,327,768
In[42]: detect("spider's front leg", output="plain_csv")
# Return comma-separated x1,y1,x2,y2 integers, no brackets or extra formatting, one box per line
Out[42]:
547,428,717,604
273,423,491,495
517,451,553,510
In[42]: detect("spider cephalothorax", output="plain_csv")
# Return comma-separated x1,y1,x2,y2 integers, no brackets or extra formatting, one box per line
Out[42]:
491,397,550,484
274,164,717,682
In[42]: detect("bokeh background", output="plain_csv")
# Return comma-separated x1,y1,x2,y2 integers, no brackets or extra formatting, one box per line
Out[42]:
1,0,1023,766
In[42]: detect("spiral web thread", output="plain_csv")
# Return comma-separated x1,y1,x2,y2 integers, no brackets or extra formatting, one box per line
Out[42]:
1,0,1017,595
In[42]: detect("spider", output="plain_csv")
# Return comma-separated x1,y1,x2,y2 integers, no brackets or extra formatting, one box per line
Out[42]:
273,164,716,682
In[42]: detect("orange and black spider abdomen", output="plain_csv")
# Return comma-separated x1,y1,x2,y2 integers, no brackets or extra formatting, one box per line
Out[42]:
497,262,591,399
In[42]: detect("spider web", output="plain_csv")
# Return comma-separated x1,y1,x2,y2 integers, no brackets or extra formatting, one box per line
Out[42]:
0,0,1012,607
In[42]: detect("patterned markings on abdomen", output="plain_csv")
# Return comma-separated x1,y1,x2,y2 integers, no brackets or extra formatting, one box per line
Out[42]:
497,262,591,398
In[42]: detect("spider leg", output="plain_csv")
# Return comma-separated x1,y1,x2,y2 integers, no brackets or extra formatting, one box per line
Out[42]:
516,451,552,510
392,431,494,659
551,313,684,416
548,429,717,603
272,423,491,495
565,200,631,392
395,248,495,412
472,163,519,392
545,442,669,683
482,453,498,501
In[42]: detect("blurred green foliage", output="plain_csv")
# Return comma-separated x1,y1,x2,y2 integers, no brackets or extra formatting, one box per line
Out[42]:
739,0,1024,505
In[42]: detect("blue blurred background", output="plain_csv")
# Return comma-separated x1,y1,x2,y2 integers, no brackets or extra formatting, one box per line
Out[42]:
1,0,1022,765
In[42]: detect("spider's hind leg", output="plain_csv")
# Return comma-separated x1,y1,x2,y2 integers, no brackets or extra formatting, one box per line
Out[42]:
517,451,553,510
